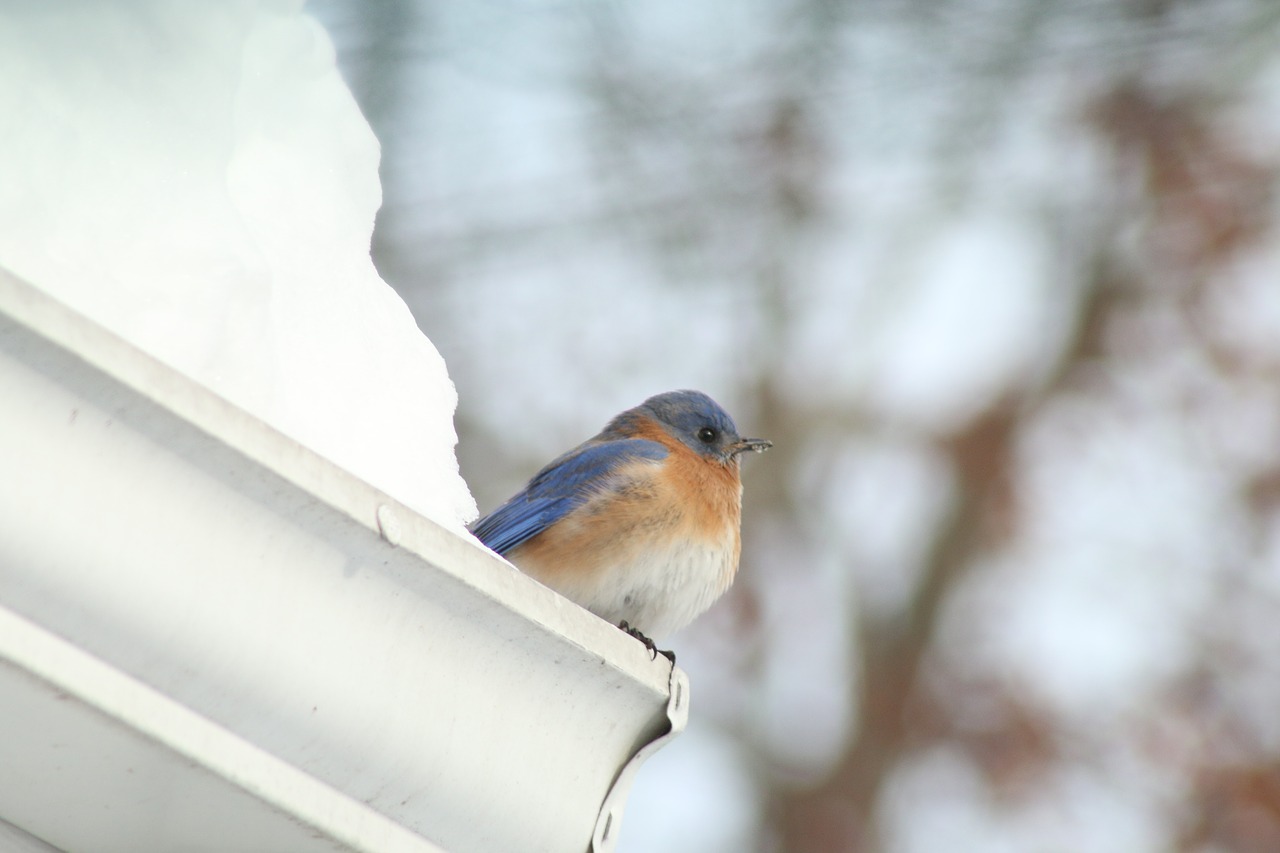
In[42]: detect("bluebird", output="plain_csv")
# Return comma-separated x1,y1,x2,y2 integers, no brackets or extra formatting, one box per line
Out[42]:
470,390,771,659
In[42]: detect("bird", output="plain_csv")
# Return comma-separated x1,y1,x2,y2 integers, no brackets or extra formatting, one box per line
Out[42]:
470,390,771,660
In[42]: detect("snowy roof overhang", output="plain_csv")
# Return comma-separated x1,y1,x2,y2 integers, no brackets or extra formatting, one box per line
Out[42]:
0,268,687,853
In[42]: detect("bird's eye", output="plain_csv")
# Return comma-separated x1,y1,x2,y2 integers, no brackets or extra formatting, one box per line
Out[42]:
697,427,718,444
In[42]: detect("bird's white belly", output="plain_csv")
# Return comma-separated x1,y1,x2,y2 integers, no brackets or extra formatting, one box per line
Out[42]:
574,537,737,640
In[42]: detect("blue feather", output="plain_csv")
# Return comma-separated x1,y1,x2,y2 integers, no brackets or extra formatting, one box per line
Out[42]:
471,438,668,555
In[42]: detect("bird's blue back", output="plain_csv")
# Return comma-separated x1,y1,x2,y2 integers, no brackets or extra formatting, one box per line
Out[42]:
470,438,668,555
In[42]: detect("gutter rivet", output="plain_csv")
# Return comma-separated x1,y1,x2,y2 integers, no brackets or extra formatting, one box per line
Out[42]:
376,504,401,546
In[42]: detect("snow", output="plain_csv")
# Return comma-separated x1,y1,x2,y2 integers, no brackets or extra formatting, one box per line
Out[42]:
0,0,475,531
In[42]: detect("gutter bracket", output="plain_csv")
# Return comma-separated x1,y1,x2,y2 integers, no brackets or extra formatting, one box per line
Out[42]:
591,663,691,852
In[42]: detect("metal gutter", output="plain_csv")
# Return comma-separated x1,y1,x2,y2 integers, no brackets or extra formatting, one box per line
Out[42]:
0,268,687,852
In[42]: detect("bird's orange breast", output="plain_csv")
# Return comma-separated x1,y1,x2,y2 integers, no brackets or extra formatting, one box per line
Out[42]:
507,421,744,625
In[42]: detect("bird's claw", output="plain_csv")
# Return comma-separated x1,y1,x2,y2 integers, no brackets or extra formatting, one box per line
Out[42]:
617,621,676,664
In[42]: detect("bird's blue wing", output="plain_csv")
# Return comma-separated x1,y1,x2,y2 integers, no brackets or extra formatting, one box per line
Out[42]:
471,438,668,555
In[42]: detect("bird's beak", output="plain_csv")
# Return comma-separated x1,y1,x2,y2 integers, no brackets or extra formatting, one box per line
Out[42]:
729,437,773,456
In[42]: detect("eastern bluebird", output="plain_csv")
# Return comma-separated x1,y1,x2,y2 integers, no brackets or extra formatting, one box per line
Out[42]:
470,390,771,658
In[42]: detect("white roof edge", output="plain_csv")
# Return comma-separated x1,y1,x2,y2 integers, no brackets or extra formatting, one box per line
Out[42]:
0,267,687,853
0,267,659,669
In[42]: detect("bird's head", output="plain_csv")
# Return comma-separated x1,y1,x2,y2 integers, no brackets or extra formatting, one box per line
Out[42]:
635,390,772,465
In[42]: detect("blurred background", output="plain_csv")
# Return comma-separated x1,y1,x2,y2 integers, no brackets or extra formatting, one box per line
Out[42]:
306,1,1280,850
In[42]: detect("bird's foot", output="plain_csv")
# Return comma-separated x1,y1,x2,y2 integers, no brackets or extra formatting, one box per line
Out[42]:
617,621,676,664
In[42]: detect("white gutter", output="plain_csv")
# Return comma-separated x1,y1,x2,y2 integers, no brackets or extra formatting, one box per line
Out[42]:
0,268,688,852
